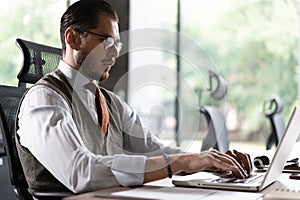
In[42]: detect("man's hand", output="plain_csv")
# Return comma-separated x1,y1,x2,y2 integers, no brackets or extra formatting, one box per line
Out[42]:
226,149,253,176
144,149,253,183
175,149,252,179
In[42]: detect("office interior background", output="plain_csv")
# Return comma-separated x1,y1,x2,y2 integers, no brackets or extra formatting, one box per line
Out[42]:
0,0,299,156
0,0,299,199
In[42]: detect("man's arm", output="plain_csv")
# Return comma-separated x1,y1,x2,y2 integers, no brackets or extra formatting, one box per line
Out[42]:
144,149,252,183
113,93,182,156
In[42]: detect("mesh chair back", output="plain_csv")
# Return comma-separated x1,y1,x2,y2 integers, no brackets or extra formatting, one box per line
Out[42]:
15,38,62,87
0,85,32,200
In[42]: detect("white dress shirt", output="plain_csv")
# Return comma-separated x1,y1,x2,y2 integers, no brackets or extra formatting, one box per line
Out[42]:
17,61,181,193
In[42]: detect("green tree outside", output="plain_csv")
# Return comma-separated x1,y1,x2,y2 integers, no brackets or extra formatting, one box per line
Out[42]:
0,0,65,86
181,0,299,140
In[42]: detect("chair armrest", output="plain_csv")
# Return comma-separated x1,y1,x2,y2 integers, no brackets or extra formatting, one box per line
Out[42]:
32,191,73,200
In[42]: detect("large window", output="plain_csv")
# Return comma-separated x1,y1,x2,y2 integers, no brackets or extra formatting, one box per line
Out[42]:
129,0,299,153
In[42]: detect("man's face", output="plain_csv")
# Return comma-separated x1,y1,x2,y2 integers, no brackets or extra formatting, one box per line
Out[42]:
77,15,120,81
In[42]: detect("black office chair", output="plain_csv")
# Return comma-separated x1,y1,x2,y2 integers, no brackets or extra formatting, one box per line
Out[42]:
0,85,72,200
0,115,17,200
263,95,285,150
0,85,32,200
15,38,62,87
199,70,229,153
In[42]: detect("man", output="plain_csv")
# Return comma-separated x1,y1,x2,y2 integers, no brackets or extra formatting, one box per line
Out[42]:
16,0,252,194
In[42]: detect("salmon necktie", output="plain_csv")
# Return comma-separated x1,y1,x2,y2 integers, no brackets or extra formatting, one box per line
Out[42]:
85,82,109,135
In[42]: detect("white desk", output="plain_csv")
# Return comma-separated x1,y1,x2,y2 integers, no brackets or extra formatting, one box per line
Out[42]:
64,143,300,200
63,173,300,200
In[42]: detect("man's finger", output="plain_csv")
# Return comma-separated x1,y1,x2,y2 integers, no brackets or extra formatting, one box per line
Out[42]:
233,150,253,175
208,150,247,178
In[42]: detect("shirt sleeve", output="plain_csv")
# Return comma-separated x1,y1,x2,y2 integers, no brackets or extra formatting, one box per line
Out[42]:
111,93,182,157
17,85,146,193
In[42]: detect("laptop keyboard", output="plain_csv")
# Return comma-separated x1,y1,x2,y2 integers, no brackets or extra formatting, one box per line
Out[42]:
213,174,264,184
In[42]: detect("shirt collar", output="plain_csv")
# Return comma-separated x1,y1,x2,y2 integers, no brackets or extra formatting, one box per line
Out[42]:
57,60,91,90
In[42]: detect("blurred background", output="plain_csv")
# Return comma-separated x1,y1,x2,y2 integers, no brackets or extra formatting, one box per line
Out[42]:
0,0,299,153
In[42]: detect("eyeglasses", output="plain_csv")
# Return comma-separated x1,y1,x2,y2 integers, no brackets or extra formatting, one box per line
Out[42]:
78,29,123,52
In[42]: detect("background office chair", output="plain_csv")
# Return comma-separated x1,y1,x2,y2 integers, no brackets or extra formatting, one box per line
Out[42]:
15,38,62,87
0,85,72,200
263,95,285,150
199,70,229,153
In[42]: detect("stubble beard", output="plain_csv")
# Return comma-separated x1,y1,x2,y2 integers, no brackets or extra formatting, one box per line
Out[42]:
76,49,110,82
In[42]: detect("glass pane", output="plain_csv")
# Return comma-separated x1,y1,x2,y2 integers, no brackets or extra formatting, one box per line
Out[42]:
0,0,66,86
129,0,178,147
181,0,299,153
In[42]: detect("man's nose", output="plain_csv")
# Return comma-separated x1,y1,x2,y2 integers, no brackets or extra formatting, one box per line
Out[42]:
107,44,119,58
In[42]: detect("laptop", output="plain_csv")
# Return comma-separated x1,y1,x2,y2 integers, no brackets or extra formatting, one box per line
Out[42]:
173,106,300,192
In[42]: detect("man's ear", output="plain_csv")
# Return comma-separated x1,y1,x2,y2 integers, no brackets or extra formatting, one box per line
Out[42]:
65,27,81,50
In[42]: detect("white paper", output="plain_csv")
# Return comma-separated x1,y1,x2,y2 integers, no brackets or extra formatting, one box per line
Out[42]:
112,186,262,200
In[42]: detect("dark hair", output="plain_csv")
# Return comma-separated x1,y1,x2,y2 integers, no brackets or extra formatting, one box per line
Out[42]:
60,0,119,52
